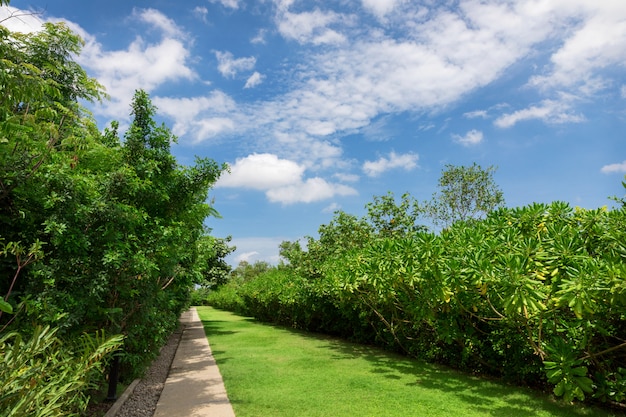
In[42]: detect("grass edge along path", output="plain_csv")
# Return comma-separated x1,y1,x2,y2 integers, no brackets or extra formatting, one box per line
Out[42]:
197,306,622,417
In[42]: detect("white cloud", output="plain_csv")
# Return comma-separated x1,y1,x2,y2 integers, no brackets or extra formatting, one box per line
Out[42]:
154,92,237,140
227,237,288,265
193,6,209,23
527,1,626,96
361,0,400,20
464,110,488,119
494,99,585,128
621,85,626,98
244,72,264,89
216,153,305,190
216,153,357,204
235,251,259,263
276,8,346,45
135,8,186,39
322,202,341,213
215,51,256,78
69,9,196,120
195,117,236,140
269,131,344,170
601,160,626,174
209,0,239,9
0,6,42,33
452,129,483,146
266,177,357,204
334,173,359,182
363,151,418,177
251,29,267,44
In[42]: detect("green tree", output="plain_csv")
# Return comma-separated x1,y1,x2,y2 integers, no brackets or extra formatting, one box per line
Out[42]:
230,260,273,283
0,15,228,383
424,163,505,227
200,236,236,288
365,191,425,237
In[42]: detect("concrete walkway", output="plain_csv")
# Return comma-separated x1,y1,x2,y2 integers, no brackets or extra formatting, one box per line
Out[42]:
154,308,235,417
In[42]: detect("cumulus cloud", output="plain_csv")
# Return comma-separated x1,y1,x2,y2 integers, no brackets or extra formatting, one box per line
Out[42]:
494,100,586,128
363,151,418,177
244,72,264,89
216,153,356,204
267,178,357,204
452,129,483,146
1,7,198,122
601,161,626,174
75,9,195,119
215,51,256,78
217,153,305,190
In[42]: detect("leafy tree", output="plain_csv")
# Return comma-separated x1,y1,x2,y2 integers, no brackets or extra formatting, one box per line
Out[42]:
425,163,504,227
230,260,273,283
200,236,236,288
0,15,228,385
365,191,426,237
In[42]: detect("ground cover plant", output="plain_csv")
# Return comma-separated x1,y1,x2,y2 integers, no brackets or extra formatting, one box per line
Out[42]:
197,306,621,417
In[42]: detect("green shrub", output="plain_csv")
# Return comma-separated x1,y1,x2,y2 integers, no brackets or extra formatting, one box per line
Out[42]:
0,326,123,417
211,200,626,407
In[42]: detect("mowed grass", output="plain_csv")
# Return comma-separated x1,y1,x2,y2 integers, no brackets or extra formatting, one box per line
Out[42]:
196,307,621,417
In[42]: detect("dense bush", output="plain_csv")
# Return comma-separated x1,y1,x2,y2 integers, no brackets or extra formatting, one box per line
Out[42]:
0,327,122,417
208,199,626,407
0,13,229,414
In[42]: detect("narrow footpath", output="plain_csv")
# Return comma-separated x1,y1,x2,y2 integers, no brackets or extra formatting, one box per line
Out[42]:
153,308,235,417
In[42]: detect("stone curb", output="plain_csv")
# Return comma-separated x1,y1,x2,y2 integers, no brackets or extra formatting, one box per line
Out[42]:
103,378,140,417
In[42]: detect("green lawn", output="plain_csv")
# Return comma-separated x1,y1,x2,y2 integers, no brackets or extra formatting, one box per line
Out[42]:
196,306,621,417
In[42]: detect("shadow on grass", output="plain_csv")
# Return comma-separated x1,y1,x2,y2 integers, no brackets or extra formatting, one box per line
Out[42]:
200,309,619,417
201,320,240,337
318,335,609,417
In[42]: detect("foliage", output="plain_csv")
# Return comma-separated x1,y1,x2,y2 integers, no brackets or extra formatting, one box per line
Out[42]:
0,16,228,399
0,326,123,417
209,194,626,408
200,236,236,289
424,163,505,227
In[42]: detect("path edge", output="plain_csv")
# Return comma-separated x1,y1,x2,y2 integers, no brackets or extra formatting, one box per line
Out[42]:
103,378,140,417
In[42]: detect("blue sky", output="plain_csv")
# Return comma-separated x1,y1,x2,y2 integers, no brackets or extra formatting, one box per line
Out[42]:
3,0,625,265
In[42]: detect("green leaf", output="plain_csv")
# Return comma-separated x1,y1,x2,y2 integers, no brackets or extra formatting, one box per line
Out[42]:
0,299,13,314
553,380,566,397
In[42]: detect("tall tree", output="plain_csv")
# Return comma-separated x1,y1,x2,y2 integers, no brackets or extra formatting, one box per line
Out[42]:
424,163,505,228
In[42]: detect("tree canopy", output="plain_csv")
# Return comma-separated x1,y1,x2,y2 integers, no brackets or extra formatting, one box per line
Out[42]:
0,18,230,414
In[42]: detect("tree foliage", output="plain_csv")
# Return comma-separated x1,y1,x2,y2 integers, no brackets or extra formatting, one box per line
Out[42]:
424,163,504,227
0,18,229,412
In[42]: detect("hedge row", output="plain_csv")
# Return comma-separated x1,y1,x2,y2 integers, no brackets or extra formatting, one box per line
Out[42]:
207,202,626,406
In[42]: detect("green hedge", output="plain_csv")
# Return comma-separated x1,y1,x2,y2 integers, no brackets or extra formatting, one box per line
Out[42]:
208,202,626,406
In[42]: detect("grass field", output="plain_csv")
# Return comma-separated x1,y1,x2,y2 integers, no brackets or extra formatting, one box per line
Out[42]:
196,306,622,417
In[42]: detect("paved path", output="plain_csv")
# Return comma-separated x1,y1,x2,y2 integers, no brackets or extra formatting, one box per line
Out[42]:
154,308,235,417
